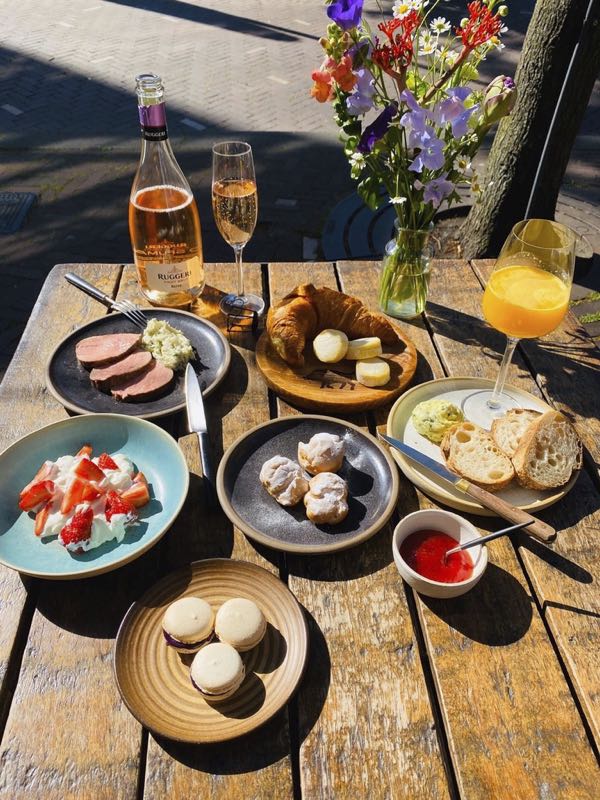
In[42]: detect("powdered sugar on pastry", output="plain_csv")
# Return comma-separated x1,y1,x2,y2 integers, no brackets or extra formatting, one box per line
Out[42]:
298,432,345,475
304,472,349,525
259,456,309,506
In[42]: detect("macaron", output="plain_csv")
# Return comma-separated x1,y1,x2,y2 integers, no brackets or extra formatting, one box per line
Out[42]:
215,598,267,652
190,642,245,702
162,597,214,653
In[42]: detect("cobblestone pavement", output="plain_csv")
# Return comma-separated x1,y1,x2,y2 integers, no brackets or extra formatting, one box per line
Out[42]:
0,0,598,378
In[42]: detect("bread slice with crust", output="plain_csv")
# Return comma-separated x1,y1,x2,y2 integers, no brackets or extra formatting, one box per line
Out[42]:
512,410,581,490
440,421,515,492
491,408,542,458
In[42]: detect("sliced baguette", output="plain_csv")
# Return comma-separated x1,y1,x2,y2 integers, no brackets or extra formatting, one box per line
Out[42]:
440,421,515,492
512,410,581,490
491,408,542,458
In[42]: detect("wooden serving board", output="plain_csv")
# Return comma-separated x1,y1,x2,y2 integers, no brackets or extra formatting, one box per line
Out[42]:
256,323,417,412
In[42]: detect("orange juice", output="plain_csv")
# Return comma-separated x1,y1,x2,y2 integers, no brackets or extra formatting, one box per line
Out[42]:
482,264,569,338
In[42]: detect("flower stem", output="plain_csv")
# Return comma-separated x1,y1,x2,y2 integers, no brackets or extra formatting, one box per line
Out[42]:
423,46,471,103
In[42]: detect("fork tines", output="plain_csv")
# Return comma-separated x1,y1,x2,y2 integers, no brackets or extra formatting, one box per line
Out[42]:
112,299,148,331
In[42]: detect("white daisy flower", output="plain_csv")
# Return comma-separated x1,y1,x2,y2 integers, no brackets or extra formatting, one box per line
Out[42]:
418,30,438,56
349,152,366,175
389,196,407,205
455,156,472,175
393,0,427,20
430,16,450,34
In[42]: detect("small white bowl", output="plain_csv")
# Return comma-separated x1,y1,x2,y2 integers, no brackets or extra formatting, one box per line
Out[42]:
392,509,488,599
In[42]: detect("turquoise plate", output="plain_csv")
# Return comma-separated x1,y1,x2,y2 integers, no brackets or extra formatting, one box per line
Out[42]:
0,414,189,579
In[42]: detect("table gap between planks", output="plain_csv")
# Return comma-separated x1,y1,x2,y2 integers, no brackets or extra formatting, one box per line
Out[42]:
0,261,596,799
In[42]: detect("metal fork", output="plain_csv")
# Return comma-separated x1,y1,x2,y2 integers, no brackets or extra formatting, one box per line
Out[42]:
65,272,149,331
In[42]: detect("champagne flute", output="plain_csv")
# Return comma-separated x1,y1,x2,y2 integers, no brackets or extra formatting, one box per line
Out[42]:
469,219,576,418
211,141,263,316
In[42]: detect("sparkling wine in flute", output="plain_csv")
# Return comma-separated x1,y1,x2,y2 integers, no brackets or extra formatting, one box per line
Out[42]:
211,179,258,247
211,141,264,316
129,73,204,307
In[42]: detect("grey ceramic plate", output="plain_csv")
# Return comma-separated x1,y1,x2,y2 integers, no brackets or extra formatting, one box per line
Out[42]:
217,415,399,554
46,309,230,419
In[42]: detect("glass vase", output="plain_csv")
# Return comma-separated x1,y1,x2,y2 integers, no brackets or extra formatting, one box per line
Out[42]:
379,224,432,319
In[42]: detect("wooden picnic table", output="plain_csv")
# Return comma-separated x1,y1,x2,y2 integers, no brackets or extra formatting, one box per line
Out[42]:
0,260,598,799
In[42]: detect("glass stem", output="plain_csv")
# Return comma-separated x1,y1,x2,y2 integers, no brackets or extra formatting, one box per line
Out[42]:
233,245,245,299
488,336,519,409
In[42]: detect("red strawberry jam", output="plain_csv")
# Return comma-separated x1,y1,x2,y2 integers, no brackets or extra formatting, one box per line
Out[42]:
400,530,474,583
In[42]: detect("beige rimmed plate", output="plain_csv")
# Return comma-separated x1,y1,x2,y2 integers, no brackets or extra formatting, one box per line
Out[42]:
114,559,309,743
386,377,579,516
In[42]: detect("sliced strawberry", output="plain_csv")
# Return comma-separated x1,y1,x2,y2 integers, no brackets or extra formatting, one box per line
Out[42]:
19,480,55,512
75,444,93,458
59,507,94,550
105,490,137,522
20,462,53,498
132,471,148,486
120,481,150,508
74,458,105,483
60,477,87,514
97,453,119,471
34,502,52,536
81,481,105,502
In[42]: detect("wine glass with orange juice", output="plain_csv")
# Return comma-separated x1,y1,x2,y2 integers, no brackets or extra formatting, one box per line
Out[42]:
481,219,576,410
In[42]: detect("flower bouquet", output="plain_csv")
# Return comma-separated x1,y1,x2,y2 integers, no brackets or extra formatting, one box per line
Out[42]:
311,0,517,318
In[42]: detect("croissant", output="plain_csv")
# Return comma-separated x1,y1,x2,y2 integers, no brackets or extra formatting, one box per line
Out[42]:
267,284,399,366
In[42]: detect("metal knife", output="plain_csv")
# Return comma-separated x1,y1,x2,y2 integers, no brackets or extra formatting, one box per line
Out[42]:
185,363,215,506
379,434,556,543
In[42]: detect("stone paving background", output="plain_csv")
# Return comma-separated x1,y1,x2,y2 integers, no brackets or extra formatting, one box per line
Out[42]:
0,0,598,379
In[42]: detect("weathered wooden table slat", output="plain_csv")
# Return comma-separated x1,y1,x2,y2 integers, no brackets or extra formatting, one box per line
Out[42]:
115,264,295,798
268,263,452,799
0,261,597,800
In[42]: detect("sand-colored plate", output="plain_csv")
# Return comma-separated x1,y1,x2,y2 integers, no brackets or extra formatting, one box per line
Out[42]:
386,377,579,516
114,559,309,743
256,323,417,412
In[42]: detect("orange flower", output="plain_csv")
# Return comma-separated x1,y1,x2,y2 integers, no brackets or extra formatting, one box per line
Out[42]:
311,63,334,102
310,55,356,102
329,54,357,92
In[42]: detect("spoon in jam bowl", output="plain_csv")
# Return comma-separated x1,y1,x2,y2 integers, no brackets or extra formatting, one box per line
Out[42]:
444,521,529,561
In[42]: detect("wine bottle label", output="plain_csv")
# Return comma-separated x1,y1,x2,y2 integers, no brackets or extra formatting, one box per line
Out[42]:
139,103,168,141
144,259,200,292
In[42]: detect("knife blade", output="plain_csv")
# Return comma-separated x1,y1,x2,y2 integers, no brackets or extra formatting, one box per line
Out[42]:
380,434,556,543
185,363,215,506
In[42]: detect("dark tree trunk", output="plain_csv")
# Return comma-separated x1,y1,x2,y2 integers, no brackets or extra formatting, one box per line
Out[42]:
461,0,600,258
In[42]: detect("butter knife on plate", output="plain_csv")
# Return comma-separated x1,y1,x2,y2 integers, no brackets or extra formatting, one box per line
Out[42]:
379,434,556,543
185,363,215,506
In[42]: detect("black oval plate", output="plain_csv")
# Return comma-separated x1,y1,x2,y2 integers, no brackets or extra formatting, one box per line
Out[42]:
216,415,400,554
46,309,231,419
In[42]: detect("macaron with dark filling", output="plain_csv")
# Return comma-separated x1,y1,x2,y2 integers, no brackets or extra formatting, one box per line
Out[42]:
162,596,214,653
190,642,245,702
215,597,267,652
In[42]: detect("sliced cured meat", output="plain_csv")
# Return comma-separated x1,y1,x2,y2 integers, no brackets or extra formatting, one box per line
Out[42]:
76,333,142,368
90,350,153,391
111,361,174,402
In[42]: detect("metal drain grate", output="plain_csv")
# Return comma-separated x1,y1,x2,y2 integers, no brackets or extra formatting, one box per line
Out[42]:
0,192,36,234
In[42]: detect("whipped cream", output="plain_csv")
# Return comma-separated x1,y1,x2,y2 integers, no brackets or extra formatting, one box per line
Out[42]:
36,453,137,550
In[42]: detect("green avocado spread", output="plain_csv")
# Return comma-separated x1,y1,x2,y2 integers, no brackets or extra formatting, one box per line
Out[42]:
411,399,464,443
141,319,194,371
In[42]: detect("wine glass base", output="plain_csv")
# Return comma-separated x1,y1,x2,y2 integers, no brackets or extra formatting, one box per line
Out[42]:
462,389,522,425
219,293,265,317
